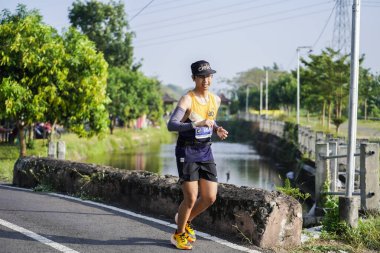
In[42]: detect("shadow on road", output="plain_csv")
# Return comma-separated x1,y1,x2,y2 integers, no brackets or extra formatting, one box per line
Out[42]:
0,230,174,249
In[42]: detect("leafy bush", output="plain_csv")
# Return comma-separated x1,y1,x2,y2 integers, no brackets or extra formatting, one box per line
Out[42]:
321,196,380,251
276,178,311,202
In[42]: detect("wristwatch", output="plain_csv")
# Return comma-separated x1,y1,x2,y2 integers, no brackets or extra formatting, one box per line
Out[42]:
191,121,197,129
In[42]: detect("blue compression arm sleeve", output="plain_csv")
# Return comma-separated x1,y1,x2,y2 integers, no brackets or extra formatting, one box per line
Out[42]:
213,121,219,132
167,106,193,132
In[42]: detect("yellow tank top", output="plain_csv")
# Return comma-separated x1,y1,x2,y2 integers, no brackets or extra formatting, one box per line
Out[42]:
188,91,218,122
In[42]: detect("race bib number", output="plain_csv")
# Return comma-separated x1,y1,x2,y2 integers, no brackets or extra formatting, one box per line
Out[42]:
195,126,212,139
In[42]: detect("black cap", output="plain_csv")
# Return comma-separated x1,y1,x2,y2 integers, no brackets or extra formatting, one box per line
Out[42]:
191,60,216,76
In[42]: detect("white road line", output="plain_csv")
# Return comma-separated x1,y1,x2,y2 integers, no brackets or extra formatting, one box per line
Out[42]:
0,184,262,253
0,218,80,253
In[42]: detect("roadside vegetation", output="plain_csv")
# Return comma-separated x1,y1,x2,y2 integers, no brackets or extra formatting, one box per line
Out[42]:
294,198,380,253
0,127,173,183
275,177,380,252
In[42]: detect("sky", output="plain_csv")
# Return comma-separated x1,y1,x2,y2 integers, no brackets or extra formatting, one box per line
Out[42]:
1,0,379,92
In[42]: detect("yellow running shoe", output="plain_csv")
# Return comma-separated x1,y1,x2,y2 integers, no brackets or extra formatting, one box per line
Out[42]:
184,222,196,243
175,213,196,243
171,231,192,250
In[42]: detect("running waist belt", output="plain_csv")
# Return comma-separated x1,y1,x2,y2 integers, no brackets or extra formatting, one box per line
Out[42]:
177,140,212,147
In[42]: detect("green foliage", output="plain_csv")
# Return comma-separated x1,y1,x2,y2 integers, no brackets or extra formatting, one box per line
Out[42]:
321,196,380,251
293,243,354,253
359,67,380,119
0,5,110,156
0,127,173,182
69,0,135,69
332,117,346,134
33,183,54,192
283,121,298,145
0,8,65,123
227,65,285,90
321,196,347,234
269,73,297,113
226,65,286,112
69,1,163,128
26,140,35,149
107,68,163,125
301,48,351,122
0,155,17,182
276,178,311,202
60,28,110,138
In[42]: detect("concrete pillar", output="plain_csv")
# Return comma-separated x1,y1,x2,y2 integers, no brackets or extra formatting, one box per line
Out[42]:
329,141,338,192
315,142,329,213
339,196,359,227
316,131,324,142
326,133,333,141
57,141,66,160
360,143,380,211
308,128,315,158
48,141,56,158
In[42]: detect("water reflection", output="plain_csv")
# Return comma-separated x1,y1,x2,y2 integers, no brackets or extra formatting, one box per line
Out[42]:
84,142,282,191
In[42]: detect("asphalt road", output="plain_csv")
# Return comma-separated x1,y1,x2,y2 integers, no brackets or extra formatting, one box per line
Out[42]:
0,185,262,253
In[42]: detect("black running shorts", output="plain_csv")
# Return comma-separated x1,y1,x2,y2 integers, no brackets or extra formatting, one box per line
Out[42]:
176,158,218,183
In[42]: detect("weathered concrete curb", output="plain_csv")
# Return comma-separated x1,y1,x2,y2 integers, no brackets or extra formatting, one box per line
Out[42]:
13,156,302,249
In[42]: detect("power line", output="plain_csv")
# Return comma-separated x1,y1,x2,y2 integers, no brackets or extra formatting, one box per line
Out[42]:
129,0,155,22
136,0,293,32
132,0,214,16
285,52,298,71
127,0,189,13
312,0,337,48
285,1,336,70
135,1,332,44
133,0,262,28
135,8,331,48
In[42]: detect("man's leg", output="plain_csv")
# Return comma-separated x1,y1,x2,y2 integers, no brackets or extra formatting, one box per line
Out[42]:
188,178,217,222
177,181,198,233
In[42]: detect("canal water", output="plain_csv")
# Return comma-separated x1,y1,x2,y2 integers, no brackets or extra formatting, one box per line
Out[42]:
84,142,282,191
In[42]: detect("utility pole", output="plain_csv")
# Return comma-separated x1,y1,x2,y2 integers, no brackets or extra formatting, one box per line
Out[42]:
260,81,263,117
265,70,268,118
245,85,249,120
340,0,361,227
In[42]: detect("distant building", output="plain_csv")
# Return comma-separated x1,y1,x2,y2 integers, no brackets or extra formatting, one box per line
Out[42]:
162,93,178,119
218,93,231,120
162,93,177,105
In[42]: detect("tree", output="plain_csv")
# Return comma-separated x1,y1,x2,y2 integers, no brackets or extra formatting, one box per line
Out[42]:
0,5,109,156
69,0,135,69
301,48,350,128
107,68,163,129
359,67,379,120
269,73,297,115
69,0,164,132
228,66,285,90
59,28,109,137
227,65,285,112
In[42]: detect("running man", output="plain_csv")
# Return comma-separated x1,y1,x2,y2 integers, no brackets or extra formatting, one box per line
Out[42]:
167,60,228,250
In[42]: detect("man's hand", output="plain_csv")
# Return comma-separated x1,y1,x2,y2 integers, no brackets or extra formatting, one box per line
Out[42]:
216,127,228,140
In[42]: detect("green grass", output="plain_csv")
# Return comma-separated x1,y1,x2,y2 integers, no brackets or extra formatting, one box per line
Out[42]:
0,126,174,183
292,215,380,253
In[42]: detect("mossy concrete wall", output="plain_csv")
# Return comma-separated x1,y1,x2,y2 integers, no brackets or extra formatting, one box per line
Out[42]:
13,156,302,249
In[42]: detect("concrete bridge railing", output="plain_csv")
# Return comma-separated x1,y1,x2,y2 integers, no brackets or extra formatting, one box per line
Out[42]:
13,156,302,249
